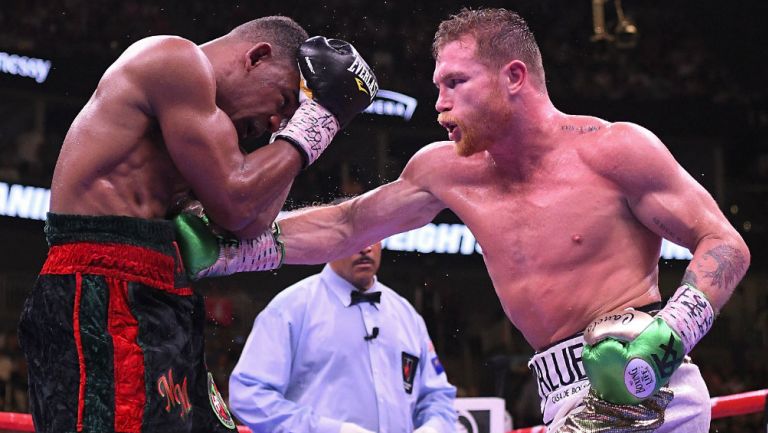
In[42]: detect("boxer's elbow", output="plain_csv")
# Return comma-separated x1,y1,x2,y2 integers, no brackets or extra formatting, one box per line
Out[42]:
212,183,281,234
720,224,751,272
732,232,751,275
718,232,750,310
205,203,259,234
697,227,751,282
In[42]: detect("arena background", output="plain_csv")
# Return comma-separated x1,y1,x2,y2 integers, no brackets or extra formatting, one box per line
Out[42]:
0,1,766,431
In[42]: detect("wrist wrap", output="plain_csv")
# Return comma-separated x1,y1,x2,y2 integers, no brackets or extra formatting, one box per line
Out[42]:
275,100,340,167
656,284,715,354
199,222,285,277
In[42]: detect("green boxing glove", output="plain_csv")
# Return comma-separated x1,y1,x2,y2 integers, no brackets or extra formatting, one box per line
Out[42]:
172,201,284,280
582,284,715,405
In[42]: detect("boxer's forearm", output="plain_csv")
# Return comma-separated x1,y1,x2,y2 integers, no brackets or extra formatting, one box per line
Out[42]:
279,204,374,265
188,141,302,234
280,176,444,265
682,232,749,312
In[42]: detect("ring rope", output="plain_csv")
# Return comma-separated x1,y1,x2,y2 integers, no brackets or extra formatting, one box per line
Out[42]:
0,389,764,433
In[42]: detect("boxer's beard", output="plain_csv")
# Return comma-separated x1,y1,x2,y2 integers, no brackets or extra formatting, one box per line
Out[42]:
438,89,512,157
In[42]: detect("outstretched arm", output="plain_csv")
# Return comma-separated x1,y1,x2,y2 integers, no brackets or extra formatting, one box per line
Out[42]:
280,160,446,264
173,144,447,279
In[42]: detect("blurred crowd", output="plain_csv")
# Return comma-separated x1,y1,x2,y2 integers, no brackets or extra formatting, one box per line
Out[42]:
0,1,765,104
2,1,767,200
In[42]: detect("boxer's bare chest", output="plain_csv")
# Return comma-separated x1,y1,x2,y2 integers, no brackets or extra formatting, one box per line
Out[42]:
432,149,653,346
438,148,627,273
51,107,189,217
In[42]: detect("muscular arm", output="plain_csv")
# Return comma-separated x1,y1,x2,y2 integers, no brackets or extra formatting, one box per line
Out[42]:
143,37,301,236
599,123,750,310
280,147,447,264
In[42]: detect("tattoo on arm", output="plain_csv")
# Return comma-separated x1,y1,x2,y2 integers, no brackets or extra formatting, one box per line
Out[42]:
652,217,683,243
699,245,747,291
681,269,698,287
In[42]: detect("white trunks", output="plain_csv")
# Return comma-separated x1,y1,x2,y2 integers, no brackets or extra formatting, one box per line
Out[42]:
528,332,711,432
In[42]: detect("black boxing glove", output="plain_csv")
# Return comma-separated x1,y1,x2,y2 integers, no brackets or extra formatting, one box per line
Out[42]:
299,36,378,126
275,36,378,167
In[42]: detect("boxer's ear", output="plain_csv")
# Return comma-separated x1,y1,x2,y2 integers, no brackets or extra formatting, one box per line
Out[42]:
245,43,273,69
501,60,526,95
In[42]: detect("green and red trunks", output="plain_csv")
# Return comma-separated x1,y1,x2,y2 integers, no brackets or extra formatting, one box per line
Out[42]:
19,213,235,433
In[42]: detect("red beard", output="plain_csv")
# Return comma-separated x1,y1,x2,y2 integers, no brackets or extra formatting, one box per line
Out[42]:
437,91,511,157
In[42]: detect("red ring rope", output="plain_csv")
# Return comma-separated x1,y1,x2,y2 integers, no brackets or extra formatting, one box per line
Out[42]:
0,389,764,433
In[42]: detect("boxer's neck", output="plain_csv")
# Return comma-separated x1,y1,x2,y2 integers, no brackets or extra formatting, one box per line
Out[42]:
486,95,565,168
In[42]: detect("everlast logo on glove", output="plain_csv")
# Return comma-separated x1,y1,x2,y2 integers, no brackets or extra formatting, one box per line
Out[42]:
276,36,379,167
347,54,378,98
294,36,379,128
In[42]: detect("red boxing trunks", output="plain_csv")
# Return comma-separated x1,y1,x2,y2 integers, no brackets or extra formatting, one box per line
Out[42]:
18,213,236,433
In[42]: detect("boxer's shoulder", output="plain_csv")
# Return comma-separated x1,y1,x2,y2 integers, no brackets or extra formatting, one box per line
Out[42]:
115,36,204,69
416,140,455,154
409,141,463,167
401,141,459,182
115,36,213,89
128,35,200,54
577,121,668,182
118,37,216,113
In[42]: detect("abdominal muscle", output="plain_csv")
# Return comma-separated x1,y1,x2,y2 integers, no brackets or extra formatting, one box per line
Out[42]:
479,230,664,351
494,268,661,350
50,86,187,218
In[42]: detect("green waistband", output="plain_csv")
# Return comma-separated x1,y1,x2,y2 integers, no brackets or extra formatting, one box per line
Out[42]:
45,213,176,255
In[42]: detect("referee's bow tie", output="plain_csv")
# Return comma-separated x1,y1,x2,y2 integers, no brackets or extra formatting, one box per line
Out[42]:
350,290,381,305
